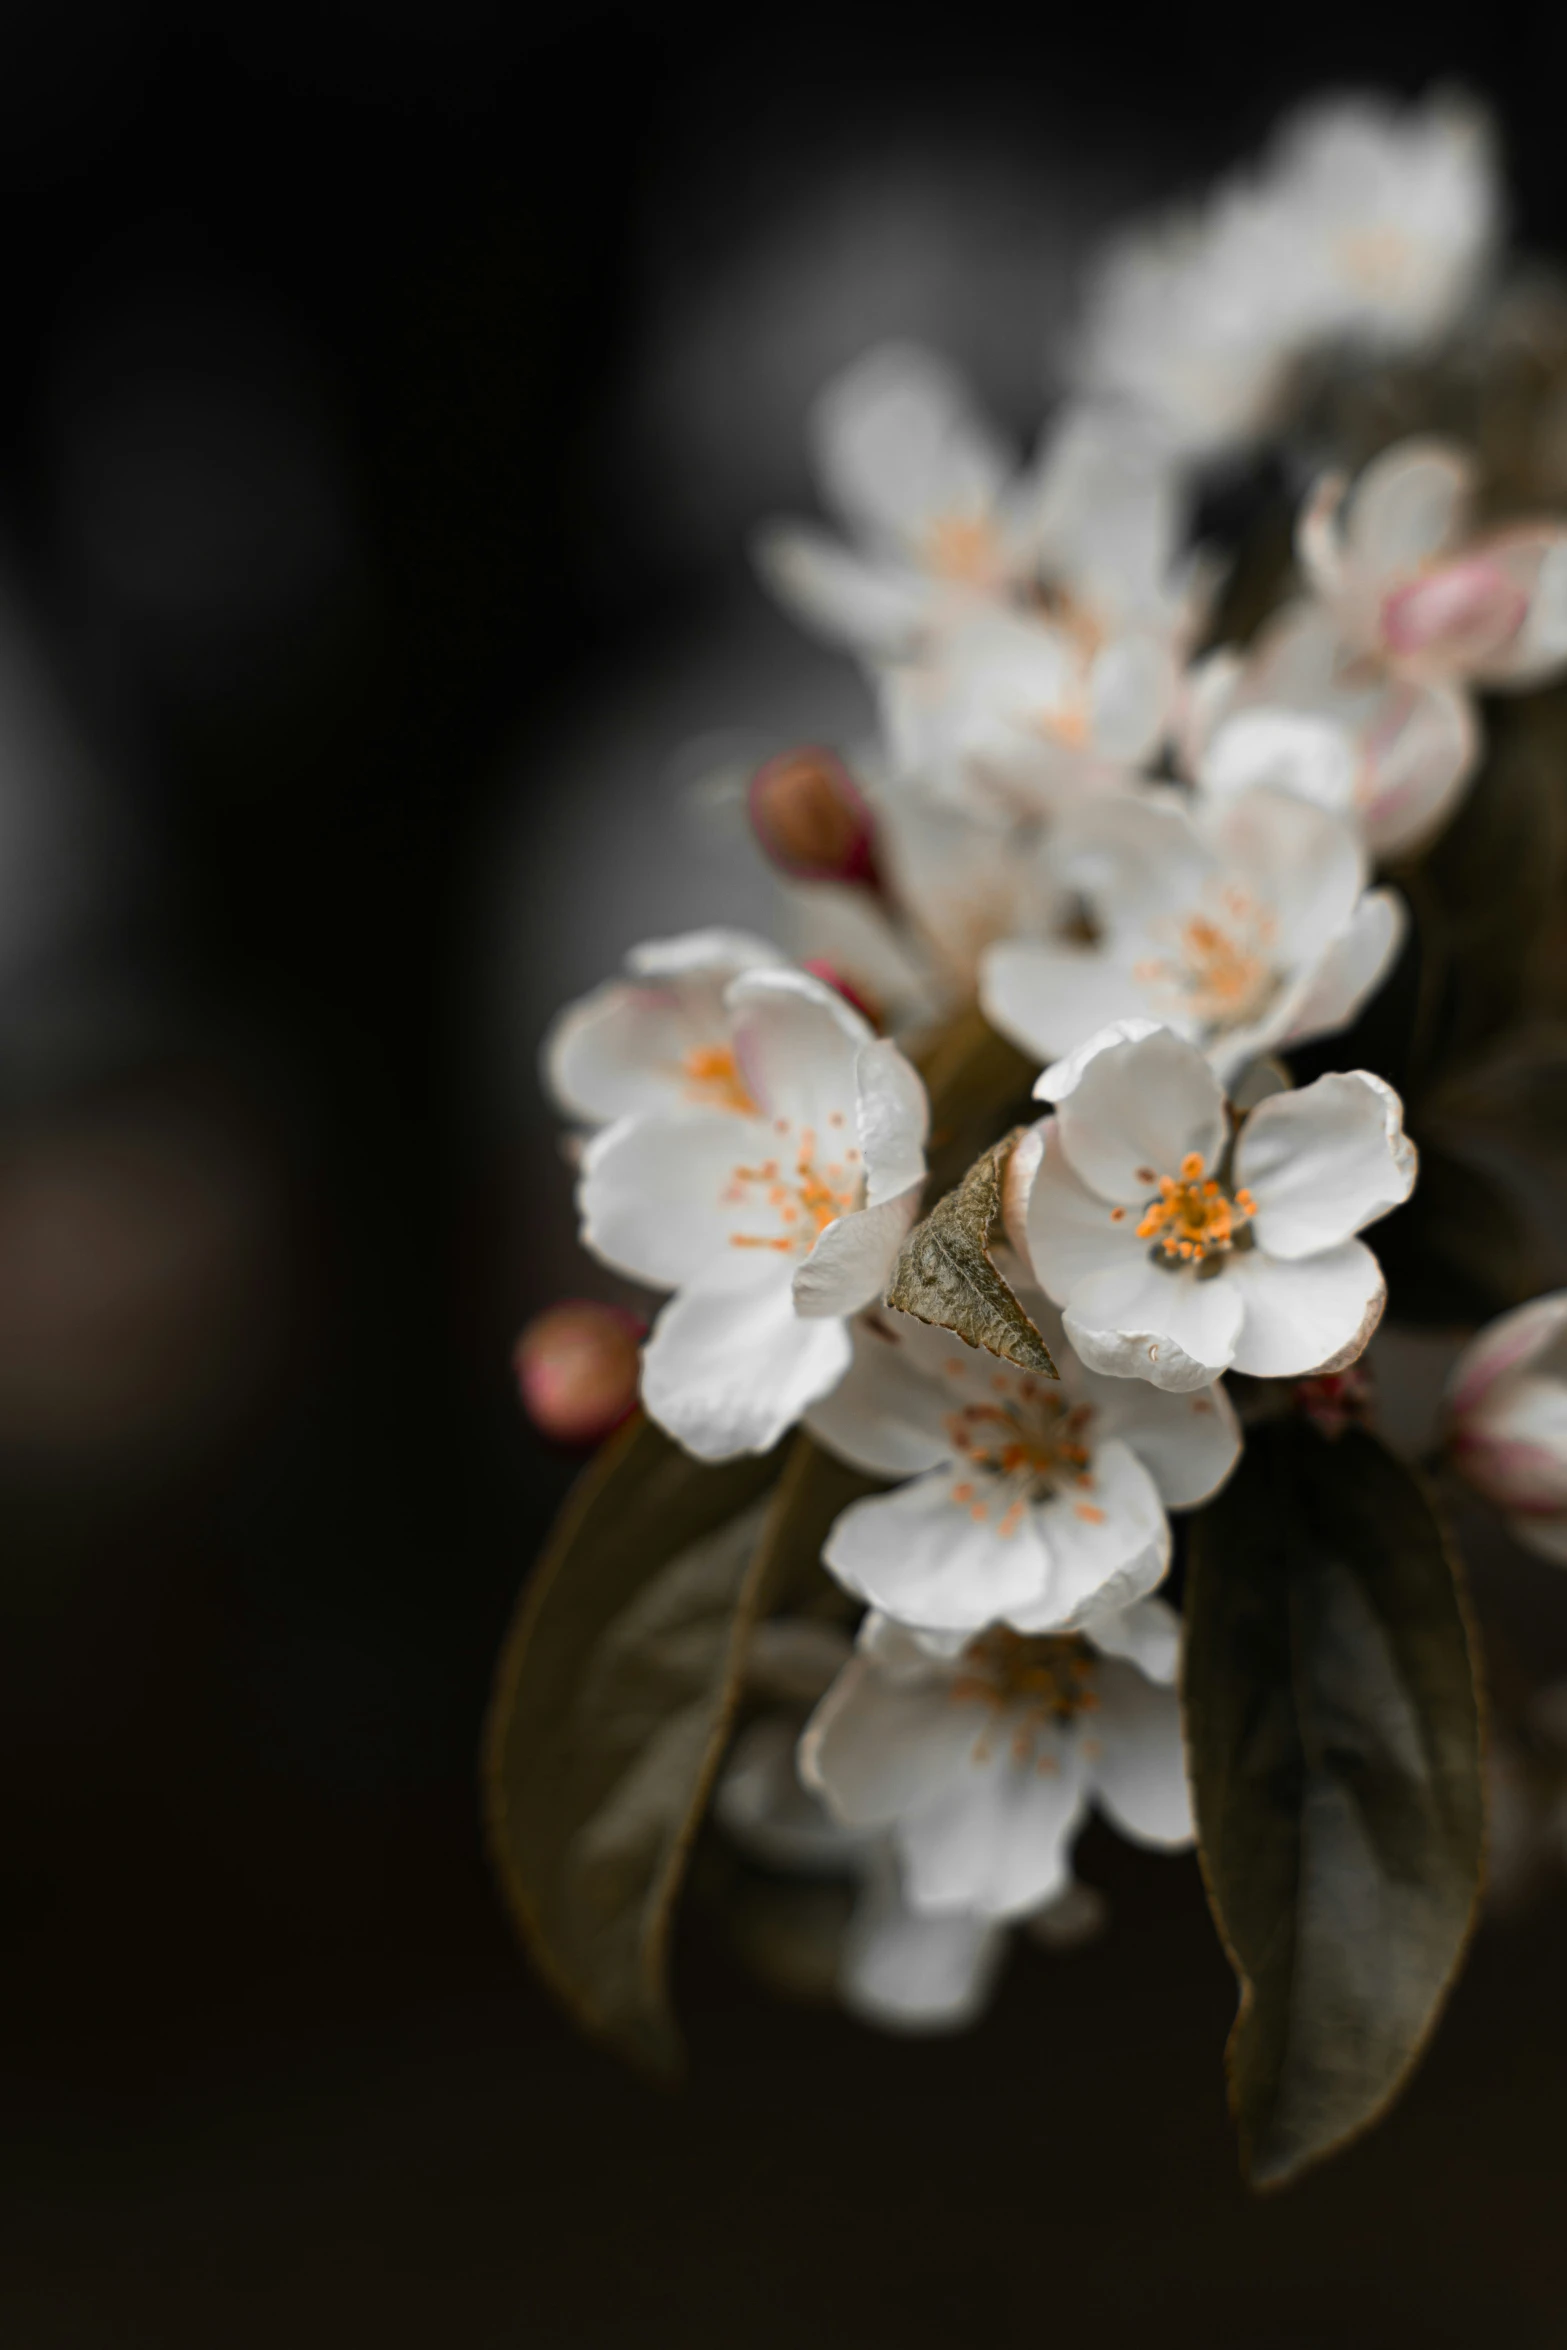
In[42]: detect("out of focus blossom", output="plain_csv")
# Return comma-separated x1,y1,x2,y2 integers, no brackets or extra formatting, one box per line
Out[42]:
1075,91,1500,462
1021,1022,1416,1393
981,784,1402,1081
1182,607,1480,861
1298,437,1567,689
578,966,927,1459
513,1300,644,1448
543,929,784,1127
801,1606,1191,1921
748,746,880,887
805,1271,1238,1637
1446,1293,1567,1562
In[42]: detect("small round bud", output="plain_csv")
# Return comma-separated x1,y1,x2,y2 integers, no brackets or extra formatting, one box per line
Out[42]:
748,747,879,887
514,1300,644,1447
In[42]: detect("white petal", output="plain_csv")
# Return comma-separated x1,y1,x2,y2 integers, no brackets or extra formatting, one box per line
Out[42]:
1346,438,1474,584
1360,680,1479,858
626,929,787,982
1082,1370,1242,1508
1088,1661,1193,1847
642,1263,852,1459
981,940,1155,1065
793,1185,921,1319
1447,1292,1567,1421
1279,888,1406,1052
1237,1071,1417,1257
1203,787,1367,968
714,1715,870,1874
728,966,870,1128
1064,1256,1244,1391
750,520,934,656
1225,1240,1385,1378
897,1735,1088,1919
1460,1373,1567,1511
579,1111,773,1287
1032,1016,1164,1106
1052,1026,1227,1206
1002,1118,1047,1272
1088,633,1176,764
1011,1439,1171,1631
1198,707,1360,815
544,933,779,1125
811,342,1012,552
804,1313,954,1477
823,1468,1059,1635
800,1649,978,1827
1081,1593,1182,1685
855,1038,929,1205
839,1859,1007,2034
1477,534,1567,687
1023,1119,1140,1303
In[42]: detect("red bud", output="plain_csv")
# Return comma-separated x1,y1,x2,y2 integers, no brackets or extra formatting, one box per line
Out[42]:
748,747,879,887
514,1300,644,1447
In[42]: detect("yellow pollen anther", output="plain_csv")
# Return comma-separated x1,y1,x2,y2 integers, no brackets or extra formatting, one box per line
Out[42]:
681,1044,757,1114
951,1627,1100,1730
1134,1155,1256,1265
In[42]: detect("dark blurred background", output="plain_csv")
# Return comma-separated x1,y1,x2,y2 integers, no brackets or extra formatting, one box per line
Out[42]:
4,4,1567,2342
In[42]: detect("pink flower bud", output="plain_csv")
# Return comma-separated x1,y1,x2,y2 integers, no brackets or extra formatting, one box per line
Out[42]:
514,1300,644,1447
1446,1294,1567,1559
1380,555,1527,670
748,747,880,888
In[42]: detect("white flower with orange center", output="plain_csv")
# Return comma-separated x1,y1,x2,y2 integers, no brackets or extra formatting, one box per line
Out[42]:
799,1603,1191,1921
543,930,786,1127
1445,1293,1567,1564
981,783,1402,1083
1016,1021,1417,1394
578,967,928,1460
1298,437,1567,695
804,1263,1239,1636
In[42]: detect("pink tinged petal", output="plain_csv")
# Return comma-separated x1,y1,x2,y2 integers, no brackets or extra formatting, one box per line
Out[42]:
641,1263,852,1461
1295,469,1349,602
1345,437,1475,584
1012,1439,1171,1632
1198,707,1361,816
1084,1370,1243,1508
1447,1291,1567,1421
1063,1255,1244,1393
1236,1070,1416,1257
1088,1660,1193,1847
727,967,870,1130
1278,888,1406,1054
803,1315,954,1477
897,1732,1089,1919
579,1111,777,1287
793,1185,921,1319
1224,1240,1385,1379
839,1859,1008,2034
1080,1593,1182,1685
1050,1026,1227,1206
1380,554,1528,673
1358,678,1479,859
1023,1119,1143,1306
750,521,936,656
981,939,1156,1065
799,1650,980,1828
823,1469,1058,1636
1470,532,1567,687
1456,1374,1567,1512
855,1038,929,1205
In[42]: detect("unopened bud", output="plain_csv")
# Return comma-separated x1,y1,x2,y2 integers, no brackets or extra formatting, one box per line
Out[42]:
514,1300,644,1447
748,747,879,888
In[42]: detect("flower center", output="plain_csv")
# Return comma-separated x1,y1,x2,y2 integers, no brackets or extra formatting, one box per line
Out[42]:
1135,1152,1256,1268
940,1381,1100,1540
1336,223,1413,296
724,1121,863,1255
1134,892,1278,1033
925,512,1004,586
681,1044,758,1115
951,1626,1099,1724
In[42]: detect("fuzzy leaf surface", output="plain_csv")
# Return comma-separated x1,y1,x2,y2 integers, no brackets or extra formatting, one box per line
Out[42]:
884,1135,1057,1376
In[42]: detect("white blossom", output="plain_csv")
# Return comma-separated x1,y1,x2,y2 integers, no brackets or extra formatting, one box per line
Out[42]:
1018,1021,1416,1393
1073,90,1500,463
1298,436,1567,692
800,1605,1191,1921
981,783,1404,1083
804,1267,1239,1637
1446,1293,1567,1562
578,966,928,1459
543,929,785,1126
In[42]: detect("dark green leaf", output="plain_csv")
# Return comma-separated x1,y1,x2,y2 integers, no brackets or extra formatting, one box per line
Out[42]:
1374,1142,1541,1328
483,1414,782,2076
885,1133,1058,1376
1184,1421,1483,2190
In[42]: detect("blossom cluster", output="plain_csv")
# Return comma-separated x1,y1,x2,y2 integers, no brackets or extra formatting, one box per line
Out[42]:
514,89,1567,2063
